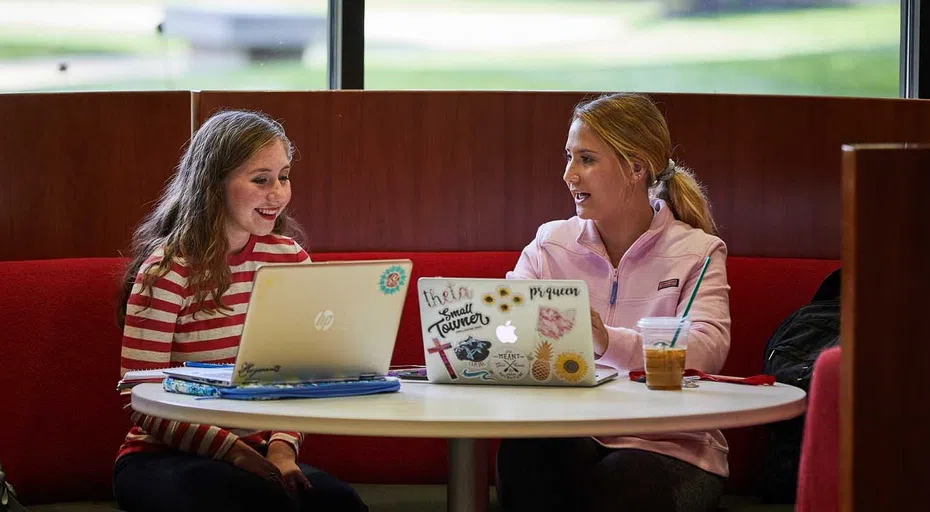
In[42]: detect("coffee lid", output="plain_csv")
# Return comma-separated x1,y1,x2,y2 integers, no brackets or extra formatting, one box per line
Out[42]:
636,316,690,330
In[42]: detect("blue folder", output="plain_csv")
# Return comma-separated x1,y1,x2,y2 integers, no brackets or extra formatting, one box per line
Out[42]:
163,375,400,400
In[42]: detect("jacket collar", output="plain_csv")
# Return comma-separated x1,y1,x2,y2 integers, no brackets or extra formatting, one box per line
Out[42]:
576,199,673,263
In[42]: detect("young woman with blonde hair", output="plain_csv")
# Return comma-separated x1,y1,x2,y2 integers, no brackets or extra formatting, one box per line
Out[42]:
498,93,731,511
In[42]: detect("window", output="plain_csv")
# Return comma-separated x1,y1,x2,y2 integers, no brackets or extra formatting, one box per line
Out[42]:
363,0,900,97
0,0,328,92
1,0,903,97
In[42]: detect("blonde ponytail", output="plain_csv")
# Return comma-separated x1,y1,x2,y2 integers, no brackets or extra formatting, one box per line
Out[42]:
652,164,718,235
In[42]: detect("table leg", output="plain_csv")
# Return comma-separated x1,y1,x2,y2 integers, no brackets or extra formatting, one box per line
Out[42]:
447,438,489,512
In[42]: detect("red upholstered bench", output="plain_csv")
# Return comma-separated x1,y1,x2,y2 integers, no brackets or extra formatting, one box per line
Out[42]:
0,253,839,505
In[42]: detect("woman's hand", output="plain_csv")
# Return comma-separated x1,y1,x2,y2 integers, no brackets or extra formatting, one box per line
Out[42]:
267,441,312,498
590,308,609,358
222,440,286,488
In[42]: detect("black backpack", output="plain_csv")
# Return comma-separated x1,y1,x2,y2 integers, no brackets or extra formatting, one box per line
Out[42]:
0,460,28,512
758,268,841,504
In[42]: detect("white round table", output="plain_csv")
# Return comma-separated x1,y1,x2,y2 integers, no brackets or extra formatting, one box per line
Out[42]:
133,379,805,512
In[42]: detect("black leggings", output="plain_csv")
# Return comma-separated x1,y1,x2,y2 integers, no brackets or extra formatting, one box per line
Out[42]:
113,451,367,512
496,438,725,512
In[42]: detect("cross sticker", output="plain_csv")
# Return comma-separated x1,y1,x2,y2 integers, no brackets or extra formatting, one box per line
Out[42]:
427,338,457,380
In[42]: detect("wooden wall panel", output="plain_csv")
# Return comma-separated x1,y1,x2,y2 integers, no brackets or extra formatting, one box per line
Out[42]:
2,91,928,261
198,91,930,258
840,144,930,511
196,91,580,253
0,92,191,261
669,94,930,259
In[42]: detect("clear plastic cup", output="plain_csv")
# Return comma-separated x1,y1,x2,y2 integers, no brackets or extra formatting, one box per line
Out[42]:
637,317,691,390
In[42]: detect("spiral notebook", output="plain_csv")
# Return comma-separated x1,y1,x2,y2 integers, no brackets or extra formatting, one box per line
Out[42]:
117,368,171,393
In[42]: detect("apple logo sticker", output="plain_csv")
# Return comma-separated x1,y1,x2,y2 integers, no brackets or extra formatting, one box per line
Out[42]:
495,320,518,344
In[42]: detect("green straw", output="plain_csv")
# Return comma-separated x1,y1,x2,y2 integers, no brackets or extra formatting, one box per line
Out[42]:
670,256,711,347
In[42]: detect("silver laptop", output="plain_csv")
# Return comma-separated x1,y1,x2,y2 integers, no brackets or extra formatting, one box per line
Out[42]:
164,259,413,387
417,278,618,387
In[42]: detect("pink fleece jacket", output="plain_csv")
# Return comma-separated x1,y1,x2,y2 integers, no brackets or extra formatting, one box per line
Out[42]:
507,199,732,477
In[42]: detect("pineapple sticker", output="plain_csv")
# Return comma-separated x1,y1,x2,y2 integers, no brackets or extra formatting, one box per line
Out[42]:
531,341,553,381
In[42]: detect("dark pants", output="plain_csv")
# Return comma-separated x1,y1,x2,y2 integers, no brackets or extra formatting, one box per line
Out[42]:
114,451,368,512
496,438,725,512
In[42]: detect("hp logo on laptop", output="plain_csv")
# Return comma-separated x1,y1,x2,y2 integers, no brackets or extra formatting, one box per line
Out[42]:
314,310,335,331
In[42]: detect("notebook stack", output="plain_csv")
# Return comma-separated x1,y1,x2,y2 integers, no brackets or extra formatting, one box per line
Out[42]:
120,363,400,401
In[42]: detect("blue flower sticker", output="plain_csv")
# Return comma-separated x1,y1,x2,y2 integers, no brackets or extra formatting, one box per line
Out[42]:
379,265,407,295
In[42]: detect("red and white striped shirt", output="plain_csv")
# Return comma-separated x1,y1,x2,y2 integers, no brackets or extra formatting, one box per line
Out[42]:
117,234,311,461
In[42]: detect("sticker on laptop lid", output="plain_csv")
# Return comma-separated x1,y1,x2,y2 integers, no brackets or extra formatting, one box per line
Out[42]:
427,338,458,380
480,285,525,314
453,336,492,363
462,368,494,381
489,347,530,381
379,265,407,295
422,283,474,308
554,352,588,383
530,341,553,381
528,284,582,301
427,303,491,338
536,306,577,342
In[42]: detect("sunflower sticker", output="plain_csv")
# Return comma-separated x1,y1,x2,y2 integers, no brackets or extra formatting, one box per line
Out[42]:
554,352,588,383
379,265,407,295
481,286,524,314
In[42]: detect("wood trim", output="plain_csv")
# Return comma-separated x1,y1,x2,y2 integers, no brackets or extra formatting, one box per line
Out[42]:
840,144,930,511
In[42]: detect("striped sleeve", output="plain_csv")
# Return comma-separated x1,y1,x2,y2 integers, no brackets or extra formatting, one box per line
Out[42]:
296,245,311,263
269,431,305,455
120,258,187,375
127,409,239,459
119,256,240,459
253,234,311,264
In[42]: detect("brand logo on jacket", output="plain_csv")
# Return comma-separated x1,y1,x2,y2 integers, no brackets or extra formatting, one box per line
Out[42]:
657,278,680,291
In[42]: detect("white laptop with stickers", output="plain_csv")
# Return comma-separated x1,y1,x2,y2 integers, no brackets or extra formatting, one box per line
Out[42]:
416,278,618,387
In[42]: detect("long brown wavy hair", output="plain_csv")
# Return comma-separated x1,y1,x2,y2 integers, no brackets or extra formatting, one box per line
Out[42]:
572,93,718,235
117,110,304,328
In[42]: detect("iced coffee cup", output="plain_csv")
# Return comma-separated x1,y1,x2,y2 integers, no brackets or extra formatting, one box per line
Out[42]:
637,317,690,390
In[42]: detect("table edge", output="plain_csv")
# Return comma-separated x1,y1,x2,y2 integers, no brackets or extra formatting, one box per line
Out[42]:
132,385,807,438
